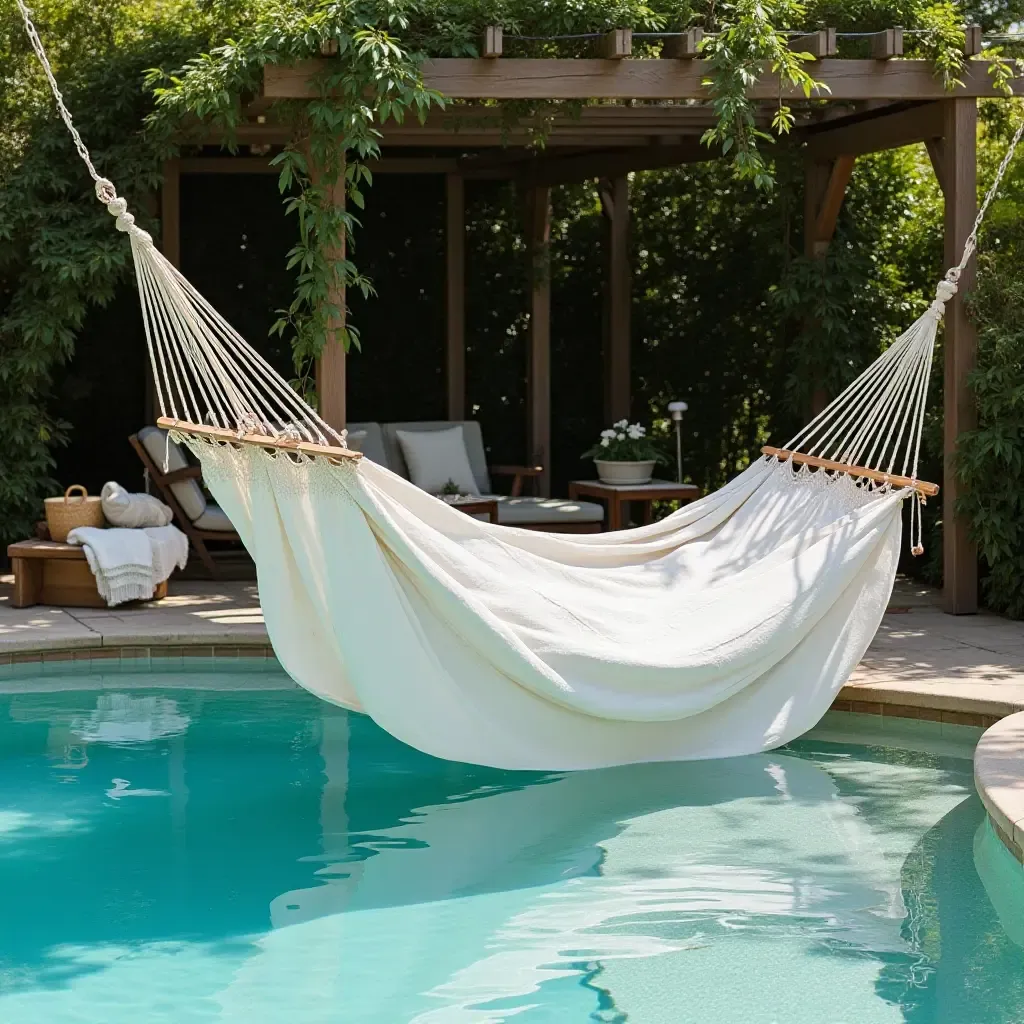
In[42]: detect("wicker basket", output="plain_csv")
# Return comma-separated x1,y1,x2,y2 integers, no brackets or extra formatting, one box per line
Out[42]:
44,485,105,543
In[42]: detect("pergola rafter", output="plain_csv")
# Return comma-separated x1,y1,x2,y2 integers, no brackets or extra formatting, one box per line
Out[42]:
162,43,1010,613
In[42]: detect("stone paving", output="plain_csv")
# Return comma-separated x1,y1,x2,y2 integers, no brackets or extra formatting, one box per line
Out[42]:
841,581,1024,717
0,576,267,654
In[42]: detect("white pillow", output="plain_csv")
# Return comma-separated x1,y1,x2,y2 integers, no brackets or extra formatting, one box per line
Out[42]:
346,429,368,452
395,427,480,496
101,481,173,528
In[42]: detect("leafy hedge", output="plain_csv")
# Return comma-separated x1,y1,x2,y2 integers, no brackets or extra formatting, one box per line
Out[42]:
957,116,1024,615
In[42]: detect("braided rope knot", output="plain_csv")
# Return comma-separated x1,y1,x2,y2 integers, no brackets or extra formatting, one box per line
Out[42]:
925,277,959,320
103,196,152,246
94,178,117,204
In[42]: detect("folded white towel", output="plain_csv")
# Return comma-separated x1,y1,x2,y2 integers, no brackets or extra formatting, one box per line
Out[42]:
67,525,188,606
101,480,173,528
145,525,189,584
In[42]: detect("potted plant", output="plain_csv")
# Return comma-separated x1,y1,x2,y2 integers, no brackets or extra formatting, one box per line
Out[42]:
582,420,666,485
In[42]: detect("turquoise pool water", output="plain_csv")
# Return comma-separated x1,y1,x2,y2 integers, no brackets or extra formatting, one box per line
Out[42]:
0,663,1022,1023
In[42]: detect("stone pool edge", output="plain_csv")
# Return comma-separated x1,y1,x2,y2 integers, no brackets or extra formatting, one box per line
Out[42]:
1,640,1021,864
975,712,1024,865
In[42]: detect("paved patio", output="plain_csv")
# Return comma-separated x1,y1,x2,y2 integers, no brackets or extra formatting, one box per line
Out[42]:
0,576,267,652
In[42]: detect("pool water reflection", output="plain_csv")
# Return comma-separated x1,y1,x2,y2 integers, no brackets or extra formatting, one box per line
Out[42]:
0,668,1021,1023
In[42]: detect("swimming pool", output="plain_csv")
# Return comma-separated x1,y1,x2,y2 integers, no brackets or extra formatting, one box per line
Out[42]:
0,661,1022,1023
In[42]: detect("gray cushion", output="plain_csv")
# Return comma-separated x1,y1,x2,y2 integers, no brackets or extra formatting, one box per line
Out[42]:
493,496,604,526
395,426,480,496
382,422,491,493
138,426,207,523
345,422,389,467
192,503,235,532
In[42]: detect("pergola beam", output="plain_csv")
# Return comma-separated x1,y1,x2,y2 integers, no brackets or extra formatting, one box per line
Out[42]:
265,58,1024,102
802,101,943,160
813,154,856,244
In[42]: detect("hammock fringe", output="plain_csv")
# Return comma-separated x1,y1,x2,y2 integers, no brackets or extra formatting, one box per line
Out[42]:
761,447,938,497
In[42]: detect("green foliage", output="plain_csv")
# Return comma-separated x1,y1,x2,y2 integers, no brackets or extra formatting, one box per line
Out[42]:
0,0,224,544
699,0,825,190
773,147,938,414
956,130,1024,616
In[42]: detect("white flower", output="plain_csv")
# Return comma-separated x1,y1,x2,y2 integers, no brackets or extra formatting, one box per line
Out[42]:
600,436,611,448
616,432,626,441
614,419,629,429
600,429,616,439
626,424,643,440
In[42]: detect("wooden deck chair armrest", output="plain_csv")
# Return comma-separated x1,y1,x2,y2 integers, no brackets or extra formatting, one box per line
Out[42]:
489,464,544,498
161,465,203,485
490,465,545,476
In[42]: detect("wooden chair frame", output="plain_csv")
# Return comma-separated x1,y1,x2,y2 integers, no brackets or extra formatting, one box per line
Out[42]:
129,432,243,577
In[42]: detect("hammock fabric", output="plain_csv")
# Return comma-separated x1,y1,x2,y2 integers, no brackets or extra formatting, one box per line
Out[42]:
18,1,1024,768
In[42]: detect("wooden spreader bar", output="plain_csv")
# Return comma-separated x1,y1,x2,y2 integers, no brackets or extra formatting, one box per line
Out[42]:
762,446,939,497
157,417,362,462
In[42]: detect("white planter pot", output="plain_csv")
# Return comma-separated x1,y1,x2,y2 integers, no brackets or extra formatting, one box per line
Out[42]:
594,459,657,486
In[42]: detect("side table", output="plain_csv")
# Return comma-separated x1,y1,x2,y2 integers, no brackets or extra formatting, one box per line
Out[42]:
447,497,500,524
567,480,701,531
7,539,169,609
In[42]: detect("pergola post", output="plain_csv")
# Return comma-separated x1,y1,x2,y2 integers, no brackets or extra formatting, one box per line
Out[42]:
312,154,347,431
803,153,856,413
601,175,631,424
940,97,979,615
445,173,466,420
525,184,552,497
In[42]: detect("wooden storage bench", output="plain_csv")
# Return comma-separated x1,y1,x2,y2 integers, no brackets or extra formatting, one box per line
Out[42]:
6,540,167,609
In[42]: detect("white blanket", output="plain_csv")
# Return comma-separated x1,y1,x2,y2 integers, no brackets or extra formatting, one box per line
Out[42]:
67,525,188,606
188,441,905,770
100,480,173,528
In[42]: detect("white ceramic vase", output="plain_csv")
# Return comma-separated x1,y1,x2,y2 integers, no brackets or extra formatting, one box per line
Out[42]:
594,459,657,485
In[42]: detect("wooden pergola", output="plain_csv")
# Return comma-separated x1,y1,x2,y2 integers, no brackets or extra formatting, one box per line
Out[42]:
160,28,1021,614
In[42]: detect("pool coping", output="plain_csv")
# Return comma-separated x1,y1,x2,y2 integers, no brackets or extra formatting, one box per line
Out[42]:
975,711,1024,865
1,640,1022,864
0,643,276,665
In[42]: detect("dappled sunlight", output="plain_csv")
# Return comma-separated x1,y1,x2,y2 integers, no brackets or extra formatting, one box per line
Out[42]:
0,810,83,841
0,610,82,635
158,586,259,610
192,606,264,625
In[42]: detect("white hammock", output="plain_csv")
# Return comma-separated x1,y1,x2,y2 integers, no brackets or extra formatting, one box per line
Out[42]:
19,2,1024,768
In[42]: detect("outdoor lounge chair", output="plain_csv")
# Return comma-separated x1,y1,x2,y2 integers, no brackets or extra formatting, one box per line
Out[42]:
130,426,240,576
348,421,604,532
